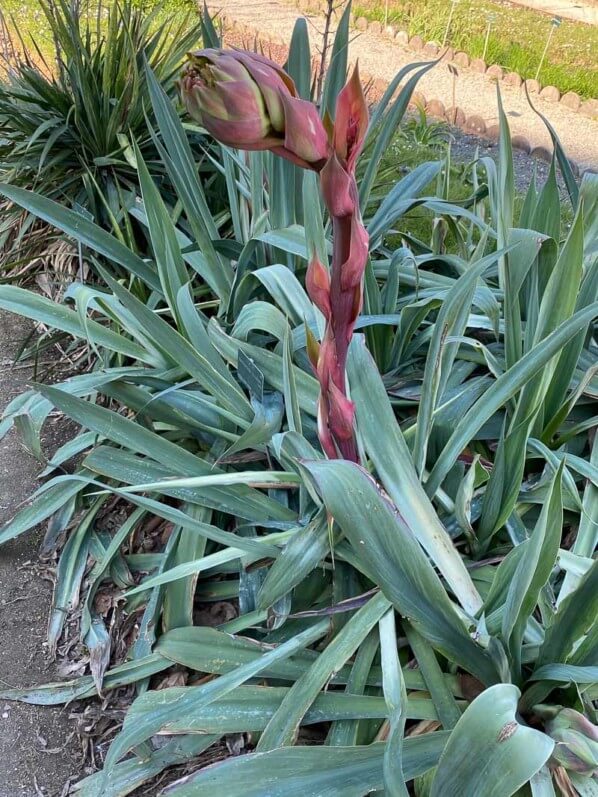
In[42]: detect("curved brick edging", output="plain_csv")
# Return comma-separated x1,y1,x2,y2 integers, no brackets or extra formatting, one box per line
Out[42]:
220,8,596,177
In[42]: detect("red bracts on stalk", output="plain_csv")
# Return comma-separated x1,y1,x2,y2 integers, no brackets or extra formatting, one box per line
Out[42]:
181,50,369,462
306,66,368,461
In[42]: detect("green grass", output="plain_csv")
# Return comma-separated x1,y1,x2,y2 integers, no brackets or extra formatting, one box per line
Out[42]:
378,119,574,247
380,139,463,245
1,0,197,65
374,114,480,247
353,0,598,99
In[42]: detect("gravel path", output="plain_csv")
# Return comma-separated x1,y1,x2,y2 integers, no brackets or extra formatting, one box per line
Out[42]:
214,0,598,170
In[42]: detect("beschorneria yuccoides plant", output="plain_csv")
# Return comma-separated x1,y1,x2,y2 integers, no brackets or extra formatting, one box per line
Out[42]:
180,49,369,462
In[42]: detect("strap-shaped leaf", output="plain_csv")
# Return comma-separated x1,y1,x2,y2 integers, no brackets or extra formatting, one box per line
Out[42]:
426,301,598,496
303,459,497,685
502,463,563,676
0,183,160,290
101,620,330,780
145,64,232,300
73,735,215,797
347,338,483,616
158,733,449,797
0,286,154,364
256,591,391,750
380,609,409,797
430,684,554,797
538,560,598,666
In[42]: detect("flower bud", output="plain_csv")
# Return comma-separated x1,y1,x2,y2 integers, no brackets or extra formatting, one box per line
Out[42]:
181,49,329,170
305,256,331,319
536,705,598,776
333,63,368,172
328,381,356,441
320,153,354,218
340,215,369,293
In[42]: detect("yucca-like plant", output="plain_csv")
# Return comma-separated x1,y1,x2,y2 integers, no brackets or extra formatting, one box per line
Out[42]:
0,9,596,796
0,0,203,275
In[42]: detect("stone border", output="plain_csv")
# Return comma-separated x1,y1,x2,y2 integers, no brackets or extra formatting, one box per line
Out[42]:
221,12,596,177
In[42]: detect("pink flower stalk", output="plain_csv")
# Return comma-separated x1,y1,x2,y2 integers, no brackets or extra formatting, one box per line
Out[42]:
306,66,369,461
181,51,369,462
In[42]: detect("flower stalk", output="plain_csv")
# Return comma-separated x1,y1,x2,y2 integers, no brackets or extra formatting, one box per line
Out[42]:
181,49,369,461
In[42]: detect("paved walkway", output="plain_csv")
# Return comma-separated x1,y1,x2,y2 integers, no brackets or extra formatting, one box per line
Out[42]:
509,0,598,25
214,0,598,169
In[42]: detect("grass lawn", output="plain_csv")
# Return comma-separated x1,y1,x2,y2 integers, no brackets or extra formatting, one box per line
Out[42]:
353,0,598,98
1,0,198,65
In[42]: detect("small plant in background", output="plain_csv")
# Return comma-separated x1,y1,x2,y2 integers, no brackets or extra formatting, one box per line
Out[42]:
535,15,561,82
482,11,496,62
0,0,203,279
448,61,458,122
400,104,451,148
442,0,459,47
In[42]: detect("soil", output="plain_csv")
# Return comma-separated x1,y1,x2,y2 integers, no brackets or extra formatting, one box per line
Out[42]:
0,311,81,797
217,0,598,170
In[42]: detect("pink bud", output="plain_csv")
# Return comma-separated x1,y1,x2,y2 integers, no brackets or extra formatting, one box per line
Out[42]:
346,284,364,343
231,51,296,132
279,93,330,169
328,381,356,441
317,396,338,460
333,63,369,172
315,333,336,386
340,215,370,291
320,153,354,218
181,49,330,170
306,256,331,319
